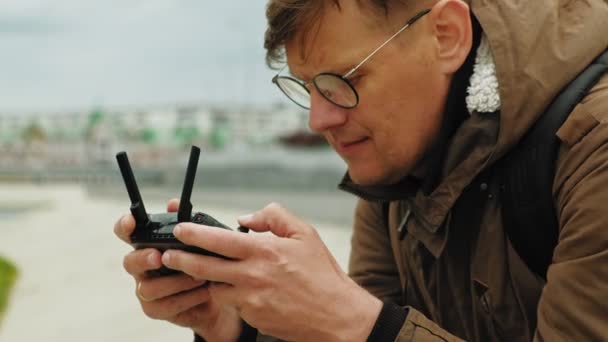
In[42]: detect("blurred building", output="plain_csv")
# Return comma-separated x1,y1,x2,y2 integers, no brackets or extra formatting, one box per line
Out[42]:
0,102,312,171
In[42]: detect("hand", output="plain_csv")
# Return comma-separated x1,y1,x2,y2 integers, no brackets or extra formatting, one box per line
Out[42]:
161,203,382,342
113,199,243,342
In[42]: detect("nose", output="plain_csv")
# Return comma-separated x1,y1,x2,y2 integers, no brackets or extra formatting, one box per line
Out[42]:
307,90,348,133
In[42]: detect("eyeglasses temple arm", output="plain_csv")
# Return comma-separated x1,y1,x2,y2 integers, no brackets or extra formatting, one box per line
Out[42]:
343,8,431,78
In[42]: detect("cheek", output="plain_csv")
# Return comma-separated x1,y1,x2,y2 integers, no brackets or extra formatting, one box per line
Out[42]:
371,101,442,171
374,123,418,165
374,69,446,151
349,65,446,182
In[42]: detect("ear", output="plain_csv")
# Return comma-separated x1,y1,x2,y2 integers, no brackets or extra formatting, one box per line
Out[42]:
428,0,473,75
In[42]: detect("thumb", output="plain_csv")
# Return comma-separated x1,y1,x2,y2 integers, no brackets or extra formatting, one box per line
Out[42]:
166,198,180,213
237,203,308,238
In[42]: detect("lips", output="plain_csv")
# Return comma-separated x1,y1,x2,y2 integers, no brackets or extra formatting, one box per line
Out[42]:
335,137,369,155
341,137,368,148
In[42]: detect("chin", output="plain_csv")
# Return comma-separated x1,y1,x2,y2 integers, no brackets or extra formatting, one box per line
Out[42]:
348,169,393,186
348,163,410,186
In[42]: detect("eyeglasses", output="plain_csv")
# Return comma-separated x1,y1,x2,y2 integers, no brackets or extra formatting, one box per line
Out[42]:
272,8,431,110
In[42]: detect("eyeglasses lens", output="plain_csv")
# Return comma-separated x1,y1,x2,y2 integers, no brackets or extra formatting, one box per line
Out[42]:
276,77,311,109
313,74,357,108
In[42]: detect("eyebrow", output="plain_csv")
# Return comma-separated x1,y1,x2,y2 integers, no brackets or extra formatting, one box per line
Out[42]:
288,68,308,82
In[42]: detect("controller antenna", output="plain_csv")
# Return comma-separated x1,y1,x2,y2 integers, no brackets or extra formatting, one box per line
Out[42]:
177,146,200,223
116,152,149,225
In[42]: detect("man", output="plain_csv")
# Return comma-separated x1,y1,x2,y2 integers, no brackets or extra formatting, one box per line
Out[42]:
114,0,608,341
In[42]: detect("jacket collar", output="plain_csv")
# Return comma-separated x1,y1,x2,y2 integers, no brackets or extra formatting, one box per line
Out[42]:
338,173,420,202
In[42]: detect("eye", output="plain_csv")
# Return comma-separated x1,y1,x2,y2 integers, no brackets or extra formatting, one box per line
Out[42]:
321,88,334,98
348,74,364,86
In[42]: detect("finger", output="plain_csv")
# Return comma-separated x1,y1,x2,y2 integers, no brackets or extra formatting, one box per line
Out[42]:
172,302,222,329
208,283,260,331
141,285,211,321
162,250,241,284
237,202,307,238
137,273,206,302
167,198,180,213
114,214,136,243
208,282,240,308
123,249,163,280
173,223,257,260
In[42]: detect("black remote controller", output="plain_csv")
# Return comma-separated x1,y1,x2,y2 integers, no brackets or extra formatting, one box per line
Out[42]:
116,145,248,276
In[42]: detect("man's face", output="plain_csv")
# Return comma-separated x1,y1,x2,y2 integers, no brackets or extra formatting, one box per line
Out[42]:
286,2,451,186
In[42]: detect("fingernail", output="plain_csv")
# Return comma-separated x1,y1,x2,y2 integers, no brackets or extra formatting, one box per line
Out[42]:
191,276,207,285
120,215,131,227
162,252,171,265
238,214,253,223
173,224,182,235
147,252,157,267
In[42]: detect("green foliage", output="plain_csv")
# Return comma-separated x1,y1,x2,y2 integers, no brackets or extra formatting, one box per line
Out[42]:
84,108,106,141
209,126,229,149
87,109,105,127
21,120,47,143
0,256,18,324
174,126,200,145
140,127,159,144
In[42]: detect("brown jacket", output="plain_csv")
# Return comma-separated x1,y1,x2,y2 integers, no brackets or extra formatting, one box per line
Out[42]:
346,0,608,341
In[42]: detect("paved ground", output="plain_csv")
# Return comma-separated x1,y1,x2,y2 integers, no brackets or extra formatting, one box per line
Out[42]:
0,184,355,341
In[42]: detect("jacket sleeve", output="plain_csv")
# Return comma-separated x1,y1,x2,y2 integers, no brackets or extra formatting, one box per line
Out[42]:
535,105,608,340
348,199,403,303
395,309,466,342
367,303,466,342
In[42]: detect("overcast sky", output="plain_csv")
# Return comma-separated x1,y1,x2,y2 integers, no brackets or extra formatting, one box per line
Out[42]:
0,0,285,114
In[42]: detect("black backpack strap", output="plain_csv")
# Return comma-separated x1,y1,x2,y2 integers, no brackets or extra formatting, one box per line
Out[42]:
499,49,608,279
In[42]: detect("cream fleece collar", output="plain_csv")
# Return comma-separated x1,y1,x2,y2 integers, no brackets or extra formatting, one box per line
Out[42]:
466,35,501,114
